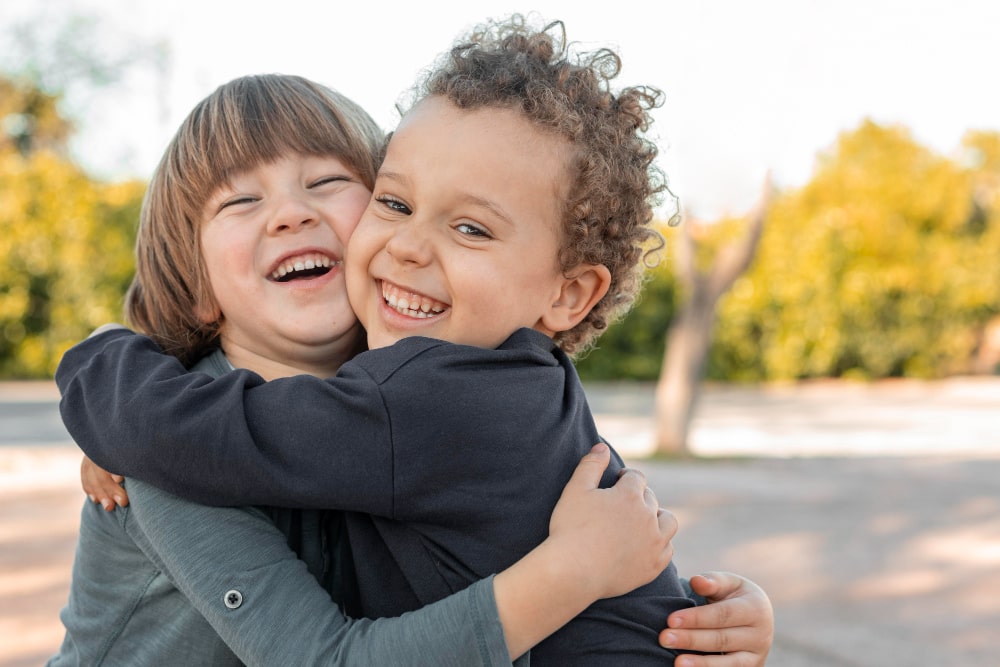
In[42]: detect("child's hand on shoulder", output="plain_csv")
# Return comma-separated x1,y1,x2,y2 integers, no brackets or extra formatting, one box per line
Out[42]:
81,455,128,511
663,572,774,667
548,443,677,601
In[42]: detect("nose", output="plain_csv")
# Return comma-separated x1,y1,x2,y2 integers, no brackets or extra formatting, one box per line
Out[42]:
267,193,319,236
384,219,432,266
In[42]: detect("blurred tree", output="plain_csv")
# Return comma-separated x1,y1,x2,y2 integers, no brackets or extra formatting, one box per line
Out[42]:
1,9,167,156
578,122,1000,457
961,130,1000,372
653,191,768,455
0,9,161,377
711,120,1000,381
576,252,679,381
0,147,143,376
0,78,72,155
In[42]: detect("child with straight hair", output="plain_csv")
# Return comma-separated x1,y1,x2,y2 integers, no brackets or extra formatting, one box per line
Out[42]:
58,16,774,666
48,73,681,667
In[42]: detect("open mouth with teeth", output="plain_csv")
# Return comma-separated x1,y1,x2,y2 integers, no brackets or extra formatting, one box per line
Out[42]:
270,253,339,282
381,280,448,319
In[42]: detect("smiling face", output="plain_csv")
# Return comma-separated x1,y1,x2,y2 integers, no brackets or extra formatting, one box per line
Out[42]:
346,96,610,351
200,153,371,377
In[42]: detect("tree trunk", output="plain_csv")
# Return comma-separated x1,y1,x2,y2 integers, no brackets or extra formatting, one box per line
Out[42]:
655,191,769,456
655,287,717,455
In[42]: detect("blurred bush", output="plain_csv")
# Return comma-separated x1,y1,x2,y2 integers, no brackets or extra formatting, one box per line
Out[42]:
0,144,142,377
579,121,1000,382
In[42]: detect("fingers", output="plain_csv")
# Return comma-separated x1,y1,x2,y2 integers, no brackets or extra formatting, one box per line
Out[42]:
94,490,129,512
673,650,761,667
663,626,768,664
642,485,659,512
573,445,664,528
670,596,743,633
616,468,664,533
674,573,771,627
81,456,129,511
666,572,773,666
613,465,648,498
657,507,679,545
567,443,612,492
688,571,740,600
662,625,738,654
580,445,652,499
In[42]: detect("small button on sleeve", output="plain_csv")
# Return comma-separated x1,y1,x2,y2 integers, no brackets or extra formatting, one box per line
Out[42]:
223,589,243,609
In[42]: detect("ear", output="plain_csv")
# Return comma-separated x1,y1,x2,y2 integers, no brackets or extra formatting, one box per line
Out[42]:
539,264,612,334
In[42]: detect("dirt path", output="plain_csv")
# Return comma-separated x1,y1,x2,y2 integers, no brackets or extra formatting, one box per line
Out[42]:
3,379,999,665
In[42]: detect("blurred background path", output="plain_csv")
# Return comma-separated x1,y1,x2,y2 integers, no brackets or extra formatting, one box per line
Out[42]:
2,379,999,666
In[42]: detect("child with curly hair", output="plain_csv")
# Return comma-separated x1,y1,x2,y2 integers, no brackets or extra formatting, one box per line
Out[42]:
58,15,772,666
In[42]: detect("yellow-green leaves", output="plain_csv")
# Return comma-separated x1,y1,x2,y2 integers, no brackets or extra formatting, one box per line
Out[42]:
0,146,142,377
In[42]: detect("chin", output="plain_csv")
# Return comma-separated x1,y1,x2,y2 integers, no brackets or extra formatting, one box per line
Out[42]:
283,319,359,344
364,331,400,351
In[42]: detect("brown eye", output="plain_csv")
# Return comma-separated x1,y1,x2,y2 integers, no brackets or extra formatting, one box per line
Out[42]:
375,196,411,215
456,222,490,238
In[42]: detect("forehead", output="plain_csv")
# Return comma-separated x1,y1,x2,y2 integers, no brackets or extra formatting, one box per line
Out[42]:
386,97,571,224
394,96,568,159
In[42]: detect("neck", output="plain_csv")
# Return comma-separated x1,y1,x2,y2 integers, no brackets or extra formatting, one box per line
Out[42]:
219,331,365,380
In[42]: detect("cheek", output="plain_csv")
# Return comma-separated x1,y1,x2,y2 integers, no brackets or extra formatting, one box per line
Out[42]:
334,192,375,242
345,226,376,304
344,227,368,268
345,210,384,265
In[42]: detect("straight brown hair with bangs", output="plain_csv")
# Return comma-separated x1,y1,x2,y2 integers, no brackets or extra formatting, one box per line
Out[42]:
124,74,385,366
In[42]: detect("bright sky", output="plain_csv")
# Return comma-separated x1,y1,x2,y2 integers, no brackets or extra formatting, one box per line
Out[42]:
5,0,999,219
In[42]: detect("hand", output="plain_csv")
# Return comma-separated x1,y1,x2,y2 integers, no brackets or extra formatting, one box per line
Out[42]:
493,443,678,659
81,455,129,511
661,572,773,667
548,443,677,601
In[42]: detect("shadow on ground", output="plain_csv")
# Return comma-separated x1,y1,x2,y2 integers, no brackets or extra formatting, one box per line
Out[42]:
641,456,1000,666
3,379,1000,666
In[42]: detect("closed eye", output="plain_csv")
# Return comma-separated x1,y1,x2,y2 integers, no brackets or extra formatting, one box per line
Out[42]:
310,175,353,188
218,195,258,211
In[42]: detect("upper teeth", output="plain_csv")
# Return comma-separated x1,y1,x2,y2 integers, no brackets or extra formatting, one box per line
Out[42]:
382,282,447,318
271,254,336,280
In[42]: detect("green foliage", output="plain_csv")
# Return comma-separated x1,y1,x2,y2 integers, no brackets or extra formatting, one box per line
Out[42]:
576,245,679,380
579,120,1000,382
0,78,72,154
710,120,1000,380
1,60,997,383
0,146,142,377
0,8,164,378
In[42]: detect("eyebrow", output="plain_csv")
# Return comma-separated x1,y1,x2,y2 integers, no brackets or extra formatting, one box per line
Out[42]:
377,169,516,229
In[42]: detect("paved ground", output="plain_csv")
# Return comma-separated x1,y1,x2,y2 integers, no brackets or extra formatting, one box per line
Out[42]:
2,379,999,666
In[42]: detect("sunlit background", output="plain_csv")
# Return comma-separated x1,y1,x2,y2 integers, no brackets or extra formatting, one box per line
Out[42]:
3,0,999,218
2,3,1000,665
3,0,999,382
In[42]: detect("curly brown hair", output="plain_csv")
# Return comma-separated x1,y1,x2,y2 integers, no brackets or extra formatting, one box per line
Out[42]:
406,14,670,355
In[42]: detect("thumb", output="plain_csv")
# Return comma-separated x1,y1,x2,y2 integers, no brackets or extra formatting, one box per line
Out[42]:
687,572,728,600
566,442,611,492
